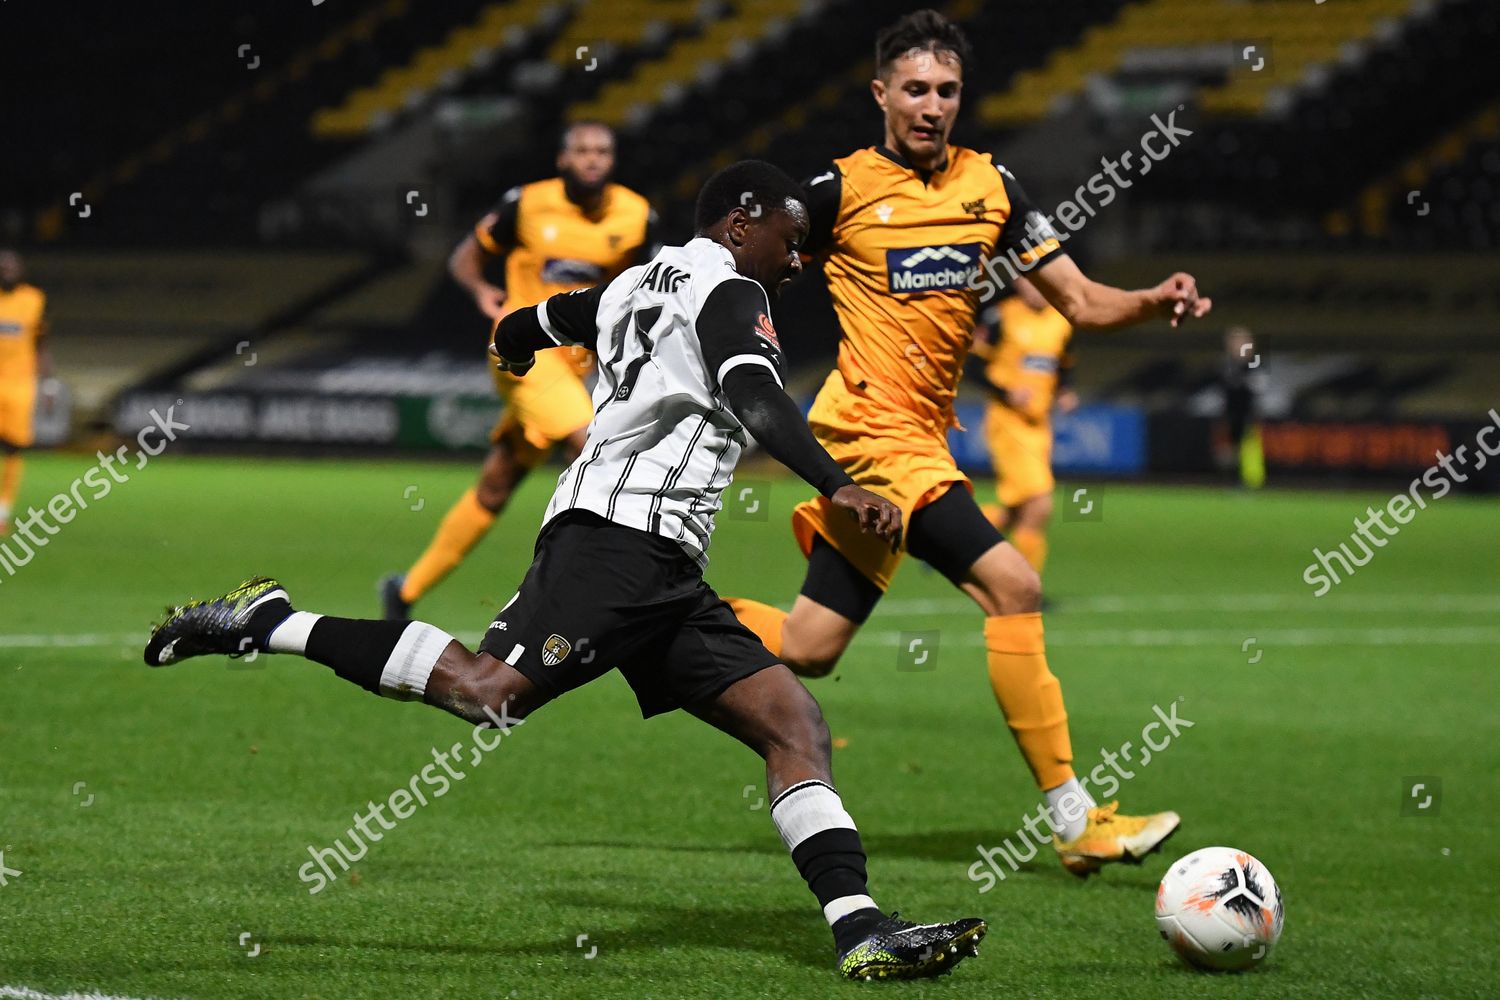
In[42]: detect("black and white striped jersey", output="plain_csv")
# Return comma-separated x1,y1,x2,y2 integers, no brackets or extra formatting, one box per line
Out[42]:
531,237,788,565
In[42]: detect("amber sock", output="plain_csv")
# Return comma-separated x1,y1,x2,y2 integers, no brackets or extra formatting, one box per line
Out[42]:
984,612,1074,790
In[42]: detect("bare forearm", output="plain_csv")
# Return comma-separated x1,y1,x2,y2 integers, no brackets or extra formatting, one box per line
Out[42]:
1058,280,1157,331
448,236,496,296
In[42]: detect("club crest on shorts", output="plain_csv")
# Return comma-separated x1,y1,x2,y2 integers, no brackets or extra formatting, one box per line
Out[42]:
541,634,572,666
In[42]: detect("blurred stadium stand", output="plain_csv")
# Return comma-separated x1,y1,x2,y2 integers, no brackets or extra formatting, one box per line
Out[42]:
3,0,1495,488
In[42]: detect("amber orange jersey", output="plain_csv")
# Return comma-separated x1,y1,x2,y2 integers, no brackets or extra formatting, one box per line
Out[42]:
475,178,656,310
978,296,1074,422
0,283,46,383
802,145,1065,420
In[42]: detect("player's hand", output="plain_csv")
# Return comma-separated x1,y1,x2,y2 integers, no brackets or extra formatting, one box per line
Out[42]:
830,484,903,553
1056,388,1080,414
475,285,509,321
1153,272,1212,327
488,342,535,377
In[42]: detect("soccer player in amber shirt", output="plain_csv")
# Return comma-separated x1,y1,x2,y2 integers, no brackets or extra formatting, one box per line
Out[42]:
0,250,52,536
970,275,1079,574
382,122,656,619
727,10,1211,875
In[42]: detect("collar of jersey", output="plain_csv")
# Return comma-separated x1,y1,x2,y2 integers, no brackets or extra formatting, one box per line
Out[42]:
874,145,950,184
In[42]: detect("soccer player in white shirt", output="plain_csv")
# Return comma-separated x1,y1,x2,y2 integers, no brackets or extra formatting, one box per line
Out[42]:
145,161,987,982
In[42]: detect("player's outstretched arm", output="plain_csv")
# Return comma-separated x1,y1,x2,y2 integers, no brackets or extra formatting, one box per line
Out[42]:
721,366,902,551
1027,255,1212,331
490,284,608,375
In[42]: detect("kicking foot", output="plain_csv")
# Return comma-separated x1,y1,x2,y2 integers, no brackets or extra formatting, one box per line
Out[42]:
1054,801,1180,878
837,911,987,981
379,572,411,622
145,576,291,666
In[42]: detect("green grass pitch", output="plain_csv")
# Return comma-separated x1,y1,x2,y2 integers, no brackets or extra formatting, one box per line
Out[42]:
2,452,1496,998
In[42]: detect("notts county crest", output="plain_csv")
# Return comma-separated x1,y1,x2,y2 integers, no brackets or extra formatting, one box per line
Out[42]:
542,634,572,666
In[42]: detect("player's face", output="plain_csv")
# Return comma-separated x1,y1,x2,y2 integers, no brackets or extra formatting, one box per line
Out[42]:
0,252,21,289
558,126,615,191
873,48,962,168
740,201,808,299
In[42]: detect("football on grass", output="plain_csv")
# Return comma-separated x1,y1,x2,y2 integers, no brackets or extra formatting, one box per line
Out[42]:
1155,846,1284,971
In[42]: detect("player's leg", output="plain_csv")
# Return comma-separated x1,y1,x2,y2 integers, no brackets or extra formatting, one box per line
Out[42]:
906,484,1179,877
728,535,878,677
148,513,643,720
985,408,1054,573
726,478,905,678
0,442,20,534
0,388,31,533
681,661,985,979
385,435,531,619
1005,490,1054,574
383,352,594,619
143,576,553,725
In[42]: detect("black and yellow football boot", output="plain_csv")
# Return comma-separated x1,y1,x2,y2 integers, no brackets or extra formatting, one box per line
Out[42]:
837,912,987,981
144,576,291,667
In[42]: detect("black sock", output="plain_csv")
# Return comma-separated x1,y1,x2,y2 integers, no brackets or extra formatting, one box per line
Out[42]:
246,598,293,649
302,617,412,694
807,831,878,954
791,827,871,912
832,907,886,953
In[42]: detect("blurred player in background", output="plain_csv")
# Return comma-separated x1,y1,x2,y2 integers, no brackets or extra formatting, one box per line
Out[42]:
0,250,52,536
1220,325,1265,489
969,275,1078,575
727,10,1211,876
382,121,657,619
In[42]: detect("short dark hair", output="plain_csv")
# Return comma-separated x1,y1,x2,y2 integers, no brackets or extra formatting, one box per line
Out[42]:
694,160,805,232
560,120,613,152
875,9,972,78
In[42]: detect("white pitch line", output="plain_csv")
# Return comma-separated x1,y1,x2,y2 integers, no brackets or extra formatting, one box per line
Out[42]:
1,986,175,1000
18,627,1495,651
0,634,140,649
861,625,1500,648
876,593,1500,616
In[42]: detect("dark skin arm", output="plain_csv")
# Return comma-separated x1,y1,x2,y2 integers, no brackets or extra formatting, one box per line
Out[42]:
830,483,903,552
721,366,902,552
449,220,509,321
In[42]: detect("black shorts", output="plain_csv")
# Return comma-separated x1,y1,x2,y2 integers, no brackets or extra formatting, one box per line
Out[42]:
478,510,780,718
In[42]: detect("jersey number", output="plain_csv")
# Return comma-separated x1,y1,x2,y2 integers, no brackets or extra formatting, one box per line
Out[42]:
607,305,662,402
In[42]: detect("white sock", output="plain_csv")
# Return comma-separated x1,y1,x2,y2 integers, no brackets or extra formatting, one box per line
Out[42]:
267,611,322,654
1044,776,1096,842
378,622,453,701
771,780,858,852
824,894,878,925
